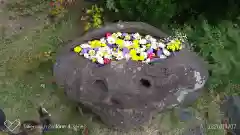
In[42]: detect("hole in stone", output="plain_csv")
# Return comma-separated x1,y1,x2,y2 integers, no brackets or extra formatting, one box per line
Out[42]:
111,98,120,105
93,80,108,92
140,78,151,88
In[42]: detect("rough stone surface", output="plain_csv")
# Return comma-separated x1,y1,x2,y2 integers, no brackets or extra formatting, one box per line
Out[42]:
53,22,209,130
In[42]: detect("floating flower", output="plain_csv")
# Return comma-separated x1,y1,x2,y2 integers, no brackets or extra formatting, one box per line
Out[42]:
88,49,96,56
81,43,90,48
107,37,116,44
105,32,111,37
104,58,111,64
73,46,82,53
97,57,104,64
145,35,152,40
158,42,166,48
151,42,158,49
147,53,155,59
116,39,124,48
157,49,162,57
124,34,131,40
92,58,97,62
84,53,90,59
162,49,171,56
133,33,141,39
100,38,106,44
115,51,124,60
139,39,147,44
147,48,153,54
122,48,129,55
72,32,183,66
116,32,122,37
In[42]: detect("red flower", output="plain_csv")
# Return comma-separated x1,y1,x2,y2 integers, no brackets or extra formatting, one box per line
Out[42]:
147,53,155,59
105,32,111,37
104,58,111,64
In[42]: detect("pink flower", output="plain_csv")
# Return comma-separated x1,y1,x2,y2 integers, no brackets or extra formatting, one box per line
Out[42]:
104,58,111,64
105,32,111,37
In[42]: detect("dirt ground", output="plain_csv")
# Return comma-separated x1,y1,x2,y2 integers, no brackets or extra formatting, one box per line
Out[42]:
0,0,225,135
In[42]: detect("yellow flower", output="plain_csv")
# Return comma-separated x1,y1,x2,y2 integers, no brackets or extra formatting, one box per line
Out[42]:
167,39,182,51
133,40,139,45
112,33,118,38
73,46,82,53
116,39,124,48
88,50,96,56
130,49,136,55
131,55,139,61
124,34,131,40
139,55,145,61
103,51,108,56
92,58,97,62
101,43,107,47
167,43,175,51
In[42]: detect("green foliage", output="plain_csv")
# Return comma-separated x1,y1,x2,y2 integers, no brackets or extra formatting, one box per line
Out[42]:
181,20,240,95
84,5,104,31
106,0,240,25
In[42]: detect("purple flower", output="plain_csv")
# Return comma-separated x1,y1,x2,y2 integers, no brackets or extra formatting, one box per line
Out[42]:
122,48,129,55
93,48,99,51
157,49,162,57
107,44,113,48
147,48,153,54
81,48,89,54
122,33,127,36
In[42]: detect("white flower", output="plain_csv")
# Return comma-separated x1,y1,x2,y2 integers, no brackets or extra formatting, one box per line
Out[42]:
84,53,90,59
140,47,146,52
124,41,132,47
150,38,157,43
125,54,131,61
151,42,158,49
145,35,152,40
107,36,116,44
141,52,148,59
135,48,141,53
104,54,112,59
116,52,124,60
144,58,151,63
159,54,167,59
162,49,171,56
96,51,104,57
116,32,122,37
100,38,106,44
140,45,147,52
139,39,147,44
133,33,141,39
97,57,104,64
158,42,166,48
81,43,90,48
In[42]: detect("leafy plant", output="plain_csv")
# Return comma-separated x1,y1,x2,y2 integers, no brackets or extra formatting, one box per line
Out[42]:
84,5,104,31
49,0,67,19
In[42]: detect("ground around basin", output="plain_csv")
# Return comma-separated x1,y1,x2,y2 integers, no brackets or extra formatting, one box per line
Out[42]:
0,0,225,135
